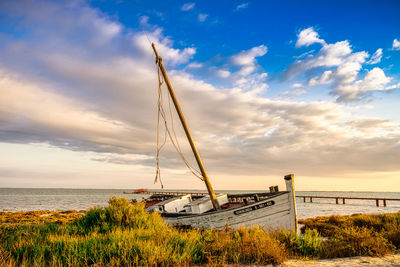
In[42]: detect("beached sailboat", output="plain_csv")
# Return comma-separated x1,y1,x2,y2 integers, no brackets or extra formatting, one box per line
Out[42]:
147,43,298,231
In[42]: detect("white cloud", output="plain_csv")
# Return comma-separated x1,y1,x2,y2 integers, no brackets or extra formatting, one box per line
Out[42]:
0,68,131,149
277,83,307,99
385,82,400,90
237,65,255,76
294,49,315,59
92,18,121,44
0,0,123,47
286,41,354,78
229,45,268,93
235,3,249,11
308,70,333,86
232,72,268,95
287,28,398,102
139,15,150,27
216,69,231,78
367,48,383,64
181,3,195,11
335,67,392,102
187,62,203,69
296,27,326,48
198,13,208,22
231,45,267,66
393,38,400,50
358,67,391,92
292,83,303,88
133,29,196,65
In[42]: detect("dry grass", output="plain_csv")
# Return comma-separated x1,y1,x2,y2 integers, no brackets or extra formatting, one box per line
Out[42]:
0,210,85,225
1,198,398,266
299,212,400,258
0,197,287,266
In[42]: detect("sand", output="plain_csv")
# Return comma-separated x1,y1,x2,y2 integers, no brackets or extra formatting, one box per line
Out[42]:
281,254,400,267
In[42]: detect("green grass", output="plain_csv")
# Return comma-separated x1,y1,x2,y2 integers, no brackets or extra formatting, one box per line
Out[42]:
0,197,286,266
299,212,400,258
1,197,399,266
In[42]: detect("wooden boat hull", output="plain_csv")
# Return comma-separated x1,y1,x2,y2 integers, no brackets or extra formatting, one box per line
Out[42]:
160,175,298,231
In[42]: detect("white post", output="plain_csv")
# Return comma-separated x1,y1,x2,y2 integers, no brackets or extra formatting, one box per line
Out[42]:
284,174,298,232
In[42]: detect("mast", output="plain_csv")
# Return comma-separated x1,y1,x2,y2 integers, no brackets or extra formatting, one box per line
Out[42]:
152,43,221,211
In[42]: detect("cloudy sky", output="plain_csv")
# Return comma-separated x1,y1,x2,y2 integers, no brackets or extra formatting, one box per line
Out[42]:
0,0,399,191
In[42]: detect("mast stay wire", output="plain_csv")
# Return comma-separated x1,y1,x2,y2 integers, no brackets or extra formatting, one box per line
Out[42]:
143,34,202,186
154,63,204,188
166,79,203,178
154,65,168,188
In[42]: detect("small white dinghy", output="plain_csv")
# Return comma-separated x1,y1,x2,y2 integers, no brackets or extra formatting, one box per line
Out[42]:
147,43,298,232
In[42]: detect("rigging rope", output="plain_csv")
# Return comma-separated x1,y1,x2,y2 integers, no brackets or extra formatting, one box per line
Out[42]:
154,66,167,188
154,63,204,188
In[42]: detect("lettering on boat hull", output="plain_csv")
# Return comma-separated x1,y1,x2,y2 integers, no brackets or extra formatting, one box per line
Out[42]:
234,200,275,215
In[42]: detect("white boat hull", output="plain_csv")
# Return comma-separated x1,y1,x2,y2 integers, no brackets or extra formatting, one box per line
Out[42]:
161,175,298,231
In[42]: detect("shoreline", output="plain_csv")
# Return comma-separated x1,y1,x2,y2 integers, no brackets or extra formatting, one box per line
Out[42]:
281,253,400,267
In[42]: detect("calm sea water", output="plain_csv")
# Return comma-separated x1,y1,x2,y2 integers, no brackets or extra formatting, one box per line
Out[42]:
1,188,399,219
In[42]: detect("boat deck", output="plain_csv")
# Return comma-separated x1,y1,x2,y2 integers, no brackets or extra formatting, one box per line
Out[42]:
144,191,288,211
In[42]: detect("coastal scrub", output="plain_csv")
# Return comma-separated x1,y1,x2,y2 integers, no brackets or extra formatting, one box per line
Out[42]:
0,197,286,266
0,197,399,266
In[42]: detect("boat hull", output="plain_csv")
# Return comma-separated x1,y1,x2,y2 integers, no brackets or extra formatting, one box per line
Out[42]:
161,192,295,231
153,174,298,231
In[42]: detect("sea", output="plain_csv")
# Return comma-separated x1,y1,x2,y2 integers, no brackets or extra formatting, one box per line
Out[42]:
0,188,399,219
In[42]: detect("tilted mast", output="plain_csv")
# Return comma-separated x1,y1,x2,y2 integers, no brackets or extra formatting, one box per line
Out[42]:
152,43,221,211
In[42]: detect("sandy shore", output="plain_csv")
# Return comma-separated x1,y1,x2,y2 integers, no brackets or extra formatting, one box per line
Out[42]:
281,253,400,267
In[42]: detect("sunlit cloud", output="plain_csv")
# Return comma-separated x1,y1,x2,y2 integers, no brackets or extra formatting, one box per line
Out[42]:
133,29,196,65
0,1,399,190
367,48,383,64
296,27,325,48
286,28,398,102
187,62,203,69
393,38,400,50
216,69,231,78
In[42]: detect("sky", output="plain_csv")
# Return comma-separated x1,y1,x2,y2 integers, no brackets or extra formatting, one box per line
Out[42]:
0,0,399,191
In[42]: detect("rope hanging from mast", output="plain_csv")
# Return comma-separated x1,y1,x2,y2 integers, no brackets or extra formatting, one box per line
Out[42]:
151,42,220,210
154,61,204,188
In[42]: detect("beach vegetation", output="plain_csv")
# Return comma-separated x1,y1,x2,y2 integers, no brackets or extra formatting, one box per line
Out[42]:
300,212,400,257
275,228,323,258
0,197,286,266
0,197,399,266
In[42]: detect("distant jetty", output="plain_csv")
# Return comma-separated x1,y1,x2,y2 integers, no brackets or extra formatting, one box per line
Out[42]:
297,195,400,207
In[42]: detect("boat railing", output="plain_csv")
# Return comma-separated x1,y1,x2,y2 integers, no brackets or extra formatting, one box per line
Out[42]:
147,191,288,205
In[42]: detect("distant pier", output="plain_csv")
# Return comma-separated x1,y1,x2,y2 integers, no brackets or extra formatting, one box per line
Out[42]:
296,195,400,207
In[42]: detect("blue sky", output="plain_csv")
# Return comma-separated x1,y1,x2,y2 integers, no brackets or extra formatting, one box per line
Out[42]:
87,0,400,105
0,0,399,190
89,0,400,71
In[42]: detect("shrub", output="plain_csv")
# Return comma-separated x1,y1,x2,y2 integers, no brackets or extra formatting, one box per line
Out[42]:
201,226,287,265
321,226,394,258
275,228,322,258
300,220,340,237
72,196,169,234
0,197,288,266
352,214,385,231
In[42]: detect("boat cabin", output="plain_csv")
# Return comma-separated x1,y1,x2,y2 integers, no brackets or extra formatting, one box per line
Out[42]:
147,194,192,213
184,194,229,214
